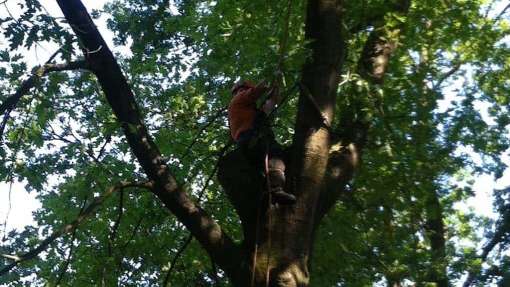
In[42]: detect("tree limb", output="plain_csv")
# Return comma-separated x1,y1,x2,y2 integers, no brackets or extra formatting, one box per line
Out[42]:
0,181,152,277
0,61,88,115
462,203,510,287
317,0,410,218
0,59,88,139
55,0,243,281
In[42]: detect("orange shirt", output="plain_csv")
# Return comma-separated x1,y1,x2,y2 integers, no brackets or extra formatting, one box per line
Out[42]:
228,85,264,140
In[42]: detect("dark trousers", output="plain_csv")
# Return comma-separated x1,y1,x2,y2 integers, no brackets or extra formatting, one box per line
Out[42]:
236,114,286,191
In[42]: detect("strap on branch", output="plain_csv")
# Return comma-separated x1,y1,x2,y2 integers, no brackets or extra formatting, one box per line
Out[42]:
299,82,332,129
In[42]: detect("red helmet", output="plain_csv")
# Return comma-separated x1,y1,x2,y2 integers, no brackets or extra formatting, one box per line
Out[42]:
231,80,255,94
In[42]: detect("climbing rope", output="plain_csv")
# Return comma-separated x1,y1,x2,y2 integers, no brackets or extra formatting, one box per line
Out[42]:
264,150,273,287
250,0,294,285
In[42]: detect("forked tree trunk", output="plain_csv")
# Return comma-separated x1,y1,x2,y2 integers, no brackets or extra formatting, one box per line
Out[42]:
219,0,345,286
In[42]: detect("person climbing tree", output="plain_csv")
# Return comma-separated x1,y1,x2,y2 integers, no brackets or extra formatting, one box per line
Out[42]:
228,80,296,205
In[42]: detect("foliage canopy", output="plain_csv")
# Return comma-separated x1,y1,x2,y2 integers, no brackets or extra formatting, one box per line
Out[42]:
1,0,510,286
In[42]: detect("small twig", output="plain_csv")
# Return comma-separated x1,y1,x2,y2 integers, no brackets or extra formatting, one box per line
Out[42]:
433,63,461,90
197,166,220,201
1,178,14,242
54,229,77,285
163,234,193,287
108,188,125,256
181,108,227,159
96,135,112,160
211,259,220,286
119,217,144,252
494,3,510,22
0,254,21,261
462,203,510,287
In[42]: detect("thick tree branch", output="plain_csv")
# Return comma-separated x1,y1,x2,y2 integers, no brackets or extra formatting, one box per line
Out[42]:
0,62,87,115
0,181,151,277
317,1,410,218
55,0,242,280
316,10,407,217
316,143,360,219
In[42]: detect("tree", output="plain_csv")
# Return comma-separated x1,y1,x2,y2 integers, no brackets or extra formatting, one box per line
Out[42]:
1,0,510,286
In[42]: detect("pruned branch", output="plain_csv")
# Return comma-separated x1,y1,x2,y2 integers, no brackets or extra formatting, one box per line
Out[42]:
55,0,242,281
357,0,411,84
0,181,152,276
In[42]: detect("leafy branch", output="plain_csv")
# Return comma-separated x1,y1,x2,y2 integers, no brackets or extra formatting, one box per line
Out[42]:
0,181,153,276
462,202,510,287
0,52,88,140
